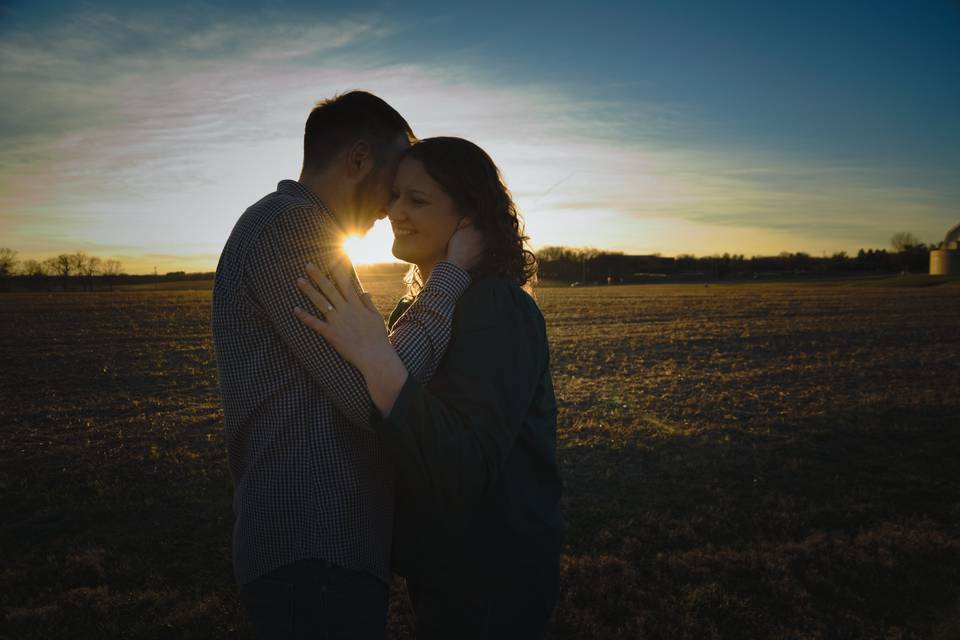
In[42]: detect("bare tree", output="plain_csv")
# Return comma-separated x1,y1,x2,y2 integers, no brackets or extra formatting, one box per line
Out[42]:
20,259,51,291
42,257,59,275
0,249,16,292
0,248,18,278
79,254,101,291
890,232,920,253
70,251,89,277
21,259,47,276
62,251,103,291
50,254,75,289
0,248,17,291
101,259,123,291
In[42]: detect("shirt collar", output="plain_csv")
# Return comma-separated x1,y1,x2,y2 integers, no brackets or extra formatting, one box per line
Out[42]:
277,179,331,213
277,179,349,236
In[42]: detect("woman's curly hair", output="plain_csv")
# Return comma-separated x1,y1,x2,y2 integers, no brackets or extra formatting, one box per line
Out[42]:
403,136,537,296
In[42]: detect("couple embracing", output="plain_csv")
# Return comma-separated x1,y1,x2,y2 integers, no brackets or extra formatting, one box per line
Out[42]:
212,91,562,639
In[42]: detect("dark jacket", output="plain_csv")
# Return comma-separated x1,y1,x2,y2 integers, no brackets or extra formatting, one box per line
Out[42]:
379,276,563,588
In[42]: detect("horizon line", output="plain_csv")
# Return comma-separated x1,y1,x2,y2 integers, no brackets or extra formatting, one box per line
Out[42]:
3,243,931,277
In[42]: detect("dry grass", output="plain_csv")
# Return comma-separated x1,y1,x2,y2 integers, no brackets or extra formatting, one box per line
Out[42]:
1,280,959,639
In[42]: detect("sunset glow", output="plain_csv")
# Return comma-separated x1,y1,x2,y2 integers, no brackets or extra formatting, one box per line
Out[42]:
341,221,400,266
2,2,958,273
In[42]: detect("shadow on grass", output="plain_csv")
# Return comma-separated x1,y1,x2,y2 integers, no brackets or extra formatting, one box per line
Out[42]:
2,404,958,639
1,411,244,640
552,403,960,639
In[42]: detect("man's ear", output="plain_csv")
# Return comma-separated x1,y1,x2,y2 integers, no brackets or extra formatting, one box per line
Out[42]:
345,140,374,180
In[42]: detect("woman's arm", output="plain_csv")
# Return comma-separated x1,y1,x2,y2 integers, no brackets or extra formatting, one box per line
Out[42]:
293,224,484,416
297,276,549,504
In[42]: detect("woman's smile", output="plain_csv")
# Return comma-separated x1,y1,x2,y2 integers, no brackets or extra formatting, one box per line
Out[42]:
392,226,416,237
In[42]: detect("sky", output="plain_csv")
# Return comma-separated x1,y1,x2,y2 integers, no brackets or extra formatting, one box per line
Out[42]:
1,0,959,272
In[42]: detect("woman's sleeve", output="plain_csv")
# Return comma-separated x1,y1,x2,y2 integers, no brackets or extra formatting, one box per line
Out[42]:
373,284,547,505
387,298,414,332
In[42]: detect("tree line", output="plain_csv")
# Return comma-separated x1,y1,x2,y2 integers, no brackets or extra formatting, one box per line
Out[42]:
0,249,126,291
536,231,932,283
0,232,935,291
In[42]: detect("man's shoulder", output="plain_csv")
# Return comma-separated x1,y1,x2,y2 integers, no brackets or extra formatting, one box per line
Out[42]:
244,189,321,229
229,191,329,251
216,188,329,285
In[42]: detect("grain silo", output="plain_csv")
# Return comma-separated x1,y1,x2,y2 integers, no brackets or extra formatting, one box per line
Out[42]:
930,222,960,275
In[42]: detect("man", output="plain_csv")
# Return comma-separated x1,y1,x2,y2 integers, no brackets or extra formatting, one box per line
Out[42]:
212,91,482,639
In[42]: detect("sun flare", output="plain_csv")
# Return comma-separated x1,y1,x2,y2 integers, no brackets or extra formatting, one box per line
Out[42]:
341,219,399,266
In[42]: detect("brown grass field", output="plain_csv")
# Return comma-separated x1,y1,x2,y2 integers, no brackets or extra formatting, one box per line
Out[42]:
2,277,960,639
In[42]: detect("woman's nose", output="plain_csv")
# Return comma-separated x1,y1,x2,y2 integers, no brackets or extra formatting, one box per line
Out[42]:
387,199,407,221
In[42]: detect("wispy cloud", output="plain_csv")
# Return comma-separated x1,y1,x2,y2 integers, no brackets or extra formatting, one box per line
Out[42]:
1,6,955,270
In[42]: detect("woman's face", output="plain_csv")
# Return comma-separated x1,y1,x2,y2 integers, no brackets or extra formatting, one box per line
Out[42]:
387,156,462,267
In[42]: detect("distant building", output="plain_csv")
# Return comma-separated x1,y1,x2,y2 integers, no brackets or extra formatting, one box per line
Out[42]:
930,222,960,275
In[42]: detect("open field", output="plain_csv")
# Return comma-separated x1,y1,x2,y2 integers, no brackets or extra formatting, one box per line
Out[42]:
2,279,960,639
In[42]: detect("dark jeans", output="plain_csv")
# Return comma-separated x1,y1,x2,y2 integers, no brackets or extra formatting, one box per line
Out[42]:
239,559,388,640
406,560,559,640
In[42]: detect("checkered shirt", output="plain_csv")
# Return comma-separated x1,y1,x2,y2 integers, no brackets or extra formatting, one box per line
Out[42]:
212,179,470,585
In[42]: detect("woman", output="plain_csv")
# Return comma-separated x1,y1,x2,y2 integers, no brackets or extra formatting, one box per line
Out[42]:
294,137,562,639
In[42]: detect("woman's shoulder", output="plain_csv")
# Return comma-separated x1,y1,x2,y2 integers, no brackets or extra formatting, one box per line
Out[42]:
456,276,542,328
461,275,525,305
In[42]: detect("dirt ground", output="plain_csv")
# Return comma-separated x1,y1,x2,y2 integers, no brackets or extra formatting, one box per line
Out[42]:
2,278,959,639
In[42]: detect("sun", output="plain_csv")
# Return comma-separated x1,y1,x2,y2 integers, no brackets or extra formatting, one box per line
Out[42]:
341,219,399,266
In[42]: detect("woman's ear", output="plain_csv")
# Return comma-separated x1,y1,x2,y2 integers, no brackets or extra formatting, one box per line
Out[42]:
456,215,474,230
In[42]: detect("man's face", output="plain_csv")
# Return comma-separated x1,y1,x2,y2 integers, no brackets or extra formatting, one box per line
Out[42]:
350,141,408,235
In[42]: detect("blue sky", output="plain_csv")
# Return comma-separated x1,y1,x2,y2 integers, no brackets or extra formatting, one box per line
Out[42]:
2,0,958,271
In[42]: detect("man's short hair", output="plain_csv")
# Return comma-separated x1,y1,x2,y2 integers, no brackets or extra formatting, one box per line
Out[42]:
303,91,416,172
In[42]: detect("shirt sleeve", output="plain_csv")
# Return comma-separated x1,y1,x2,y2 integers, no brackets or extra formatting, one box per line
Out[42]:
387,298,414,332
243,205,470,430
388,261,470,384
374,283,546,504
